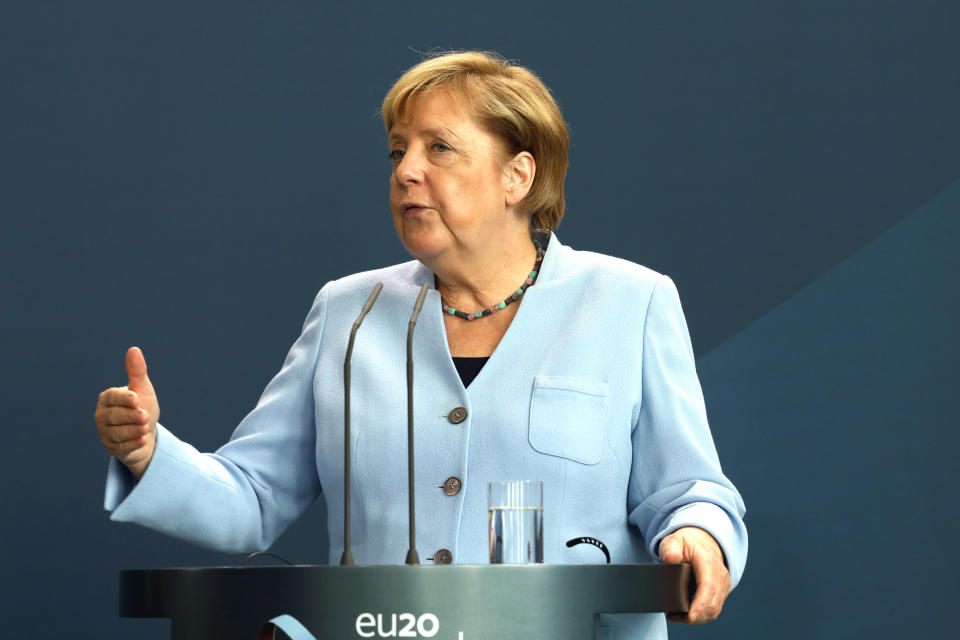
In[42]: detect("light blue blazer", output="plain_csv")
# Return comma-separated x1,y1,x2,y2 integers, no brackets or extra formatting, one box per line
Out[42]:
105,233,747,638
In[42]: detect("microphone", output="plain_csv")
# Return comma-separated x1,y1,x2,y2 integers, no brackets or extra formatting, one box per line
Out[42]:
341,282,384,566
405,284,430,565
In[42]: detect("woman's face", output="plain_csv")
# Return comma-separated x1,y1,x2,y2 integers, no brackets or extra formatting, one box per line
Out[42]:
388,90,518,264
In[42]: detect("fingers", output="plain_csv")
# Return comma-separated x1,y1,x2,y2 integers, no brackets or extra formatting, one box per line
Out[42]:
98,387,140,410
96,410,153,462
100,428,149,449
111,436,150,453
96,393,151,449
97,404,148,427
686,546,728,624
661,527,731,625
101,421,150,442
96,410,150,449
95,389,143,431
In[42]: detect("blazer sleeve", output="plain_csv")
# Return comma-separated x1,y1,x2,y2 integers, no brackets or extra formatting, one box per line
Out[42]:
103,285,330,553
626,275,748,588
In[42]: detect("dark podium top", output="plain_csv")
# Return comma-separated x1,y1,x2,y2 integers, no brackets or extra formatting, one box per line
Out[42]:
120,563,690,639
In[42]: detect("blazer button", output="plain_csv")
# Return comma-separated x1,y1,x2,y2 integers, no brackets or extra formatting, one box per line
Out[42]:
441,477,462,496
434,549,453,564
448,407,467,424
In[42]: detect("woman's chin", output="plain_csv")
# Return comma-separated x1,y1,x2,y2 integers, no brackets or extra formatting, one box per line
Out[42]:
397,228,450,262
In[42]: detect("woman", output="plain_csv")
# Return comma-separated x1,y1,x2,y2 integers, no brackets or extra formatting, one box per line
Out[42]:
95,51,746,637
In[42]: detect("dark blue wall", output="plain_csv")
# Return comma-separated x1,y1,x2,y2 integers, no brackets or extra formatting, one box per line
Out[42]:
2,1,957,637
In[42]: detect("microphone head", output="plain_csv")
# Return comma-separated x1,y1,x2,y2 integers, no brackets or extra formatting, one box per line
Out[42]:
409,283,429,325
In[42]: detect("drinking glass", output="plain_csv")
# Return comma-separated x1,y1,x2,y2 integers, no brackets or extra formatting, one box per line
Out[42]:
488,480,543,564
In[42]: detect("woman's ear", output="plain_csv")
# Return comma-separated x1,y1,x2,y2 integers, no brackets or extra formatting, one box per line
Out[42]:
505,151,536,207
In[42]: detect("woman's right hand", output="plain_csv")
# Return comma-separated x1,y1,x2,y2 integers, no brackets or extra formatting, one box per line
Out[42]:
94,347,160,479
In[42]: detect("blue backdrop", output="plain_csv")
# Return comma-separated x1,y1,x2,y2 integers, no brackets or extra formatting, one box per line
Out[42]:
1,1,957,638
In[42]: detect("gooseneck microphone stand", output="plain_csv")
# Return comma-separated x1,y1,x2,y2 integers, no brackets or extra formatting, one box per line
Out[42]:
405,284,430,565
340,282,383,566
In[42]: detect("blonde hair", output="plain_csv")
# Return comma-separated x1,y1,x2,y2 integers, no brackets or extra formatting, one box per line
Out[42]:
382,51,569,231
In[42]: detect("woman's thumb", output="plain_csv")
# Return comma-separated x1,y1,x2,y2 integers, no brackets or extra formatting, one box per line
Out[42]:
659,534,685,563
125,346,153,393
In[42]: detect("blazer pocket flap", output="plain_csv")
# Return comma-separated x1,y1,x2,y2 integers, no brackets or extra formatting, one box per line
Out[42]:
529,376,609,465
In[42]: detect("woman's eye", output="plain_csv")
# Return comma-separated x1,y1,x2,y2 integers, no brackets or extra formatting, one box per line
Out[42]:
431,142,452,153
388,149,405,162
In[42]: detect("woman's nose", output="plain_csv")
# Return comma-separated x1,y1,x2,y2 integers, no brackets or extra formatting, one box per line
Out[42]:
395,151,425,185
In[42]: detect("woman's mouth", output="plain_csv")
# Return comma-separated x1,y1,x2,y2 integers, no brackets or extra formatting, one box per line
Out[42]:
401,203,430,216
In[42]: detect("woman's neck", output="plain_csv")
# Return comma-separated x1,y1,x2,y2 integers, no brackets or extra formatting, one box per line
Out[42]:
431,231,537,312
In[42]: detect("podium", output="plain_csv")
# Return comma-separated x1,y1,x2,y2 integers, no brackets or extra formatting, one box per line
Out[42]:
120,563,691,639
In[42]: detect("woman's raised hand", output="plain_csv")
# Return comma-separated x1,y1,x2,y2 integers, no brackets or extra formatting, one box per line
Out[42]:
94,347,159,478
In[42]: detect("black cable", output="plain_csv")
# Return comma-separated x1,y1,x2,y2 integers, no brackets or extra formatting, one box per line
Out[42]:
565,536,611,563
245,551,294,566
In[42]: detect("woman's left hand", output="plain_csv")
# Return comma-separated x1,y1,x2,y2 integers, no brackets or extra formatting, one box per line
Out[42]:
659,526,730,625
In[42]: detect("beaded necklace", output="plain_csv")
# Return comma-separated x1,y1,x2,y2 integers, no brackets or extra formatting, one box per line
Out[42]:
441,238,546,320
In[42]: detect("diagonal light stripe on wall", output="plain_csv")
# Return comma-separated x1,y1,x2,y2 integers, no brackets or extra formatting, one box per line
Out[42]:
676,177,960,640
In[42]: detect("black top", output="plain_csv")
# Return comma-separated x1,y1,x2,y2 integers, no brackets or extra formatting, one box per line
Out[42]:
452,357,488,388
446,231,549,389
